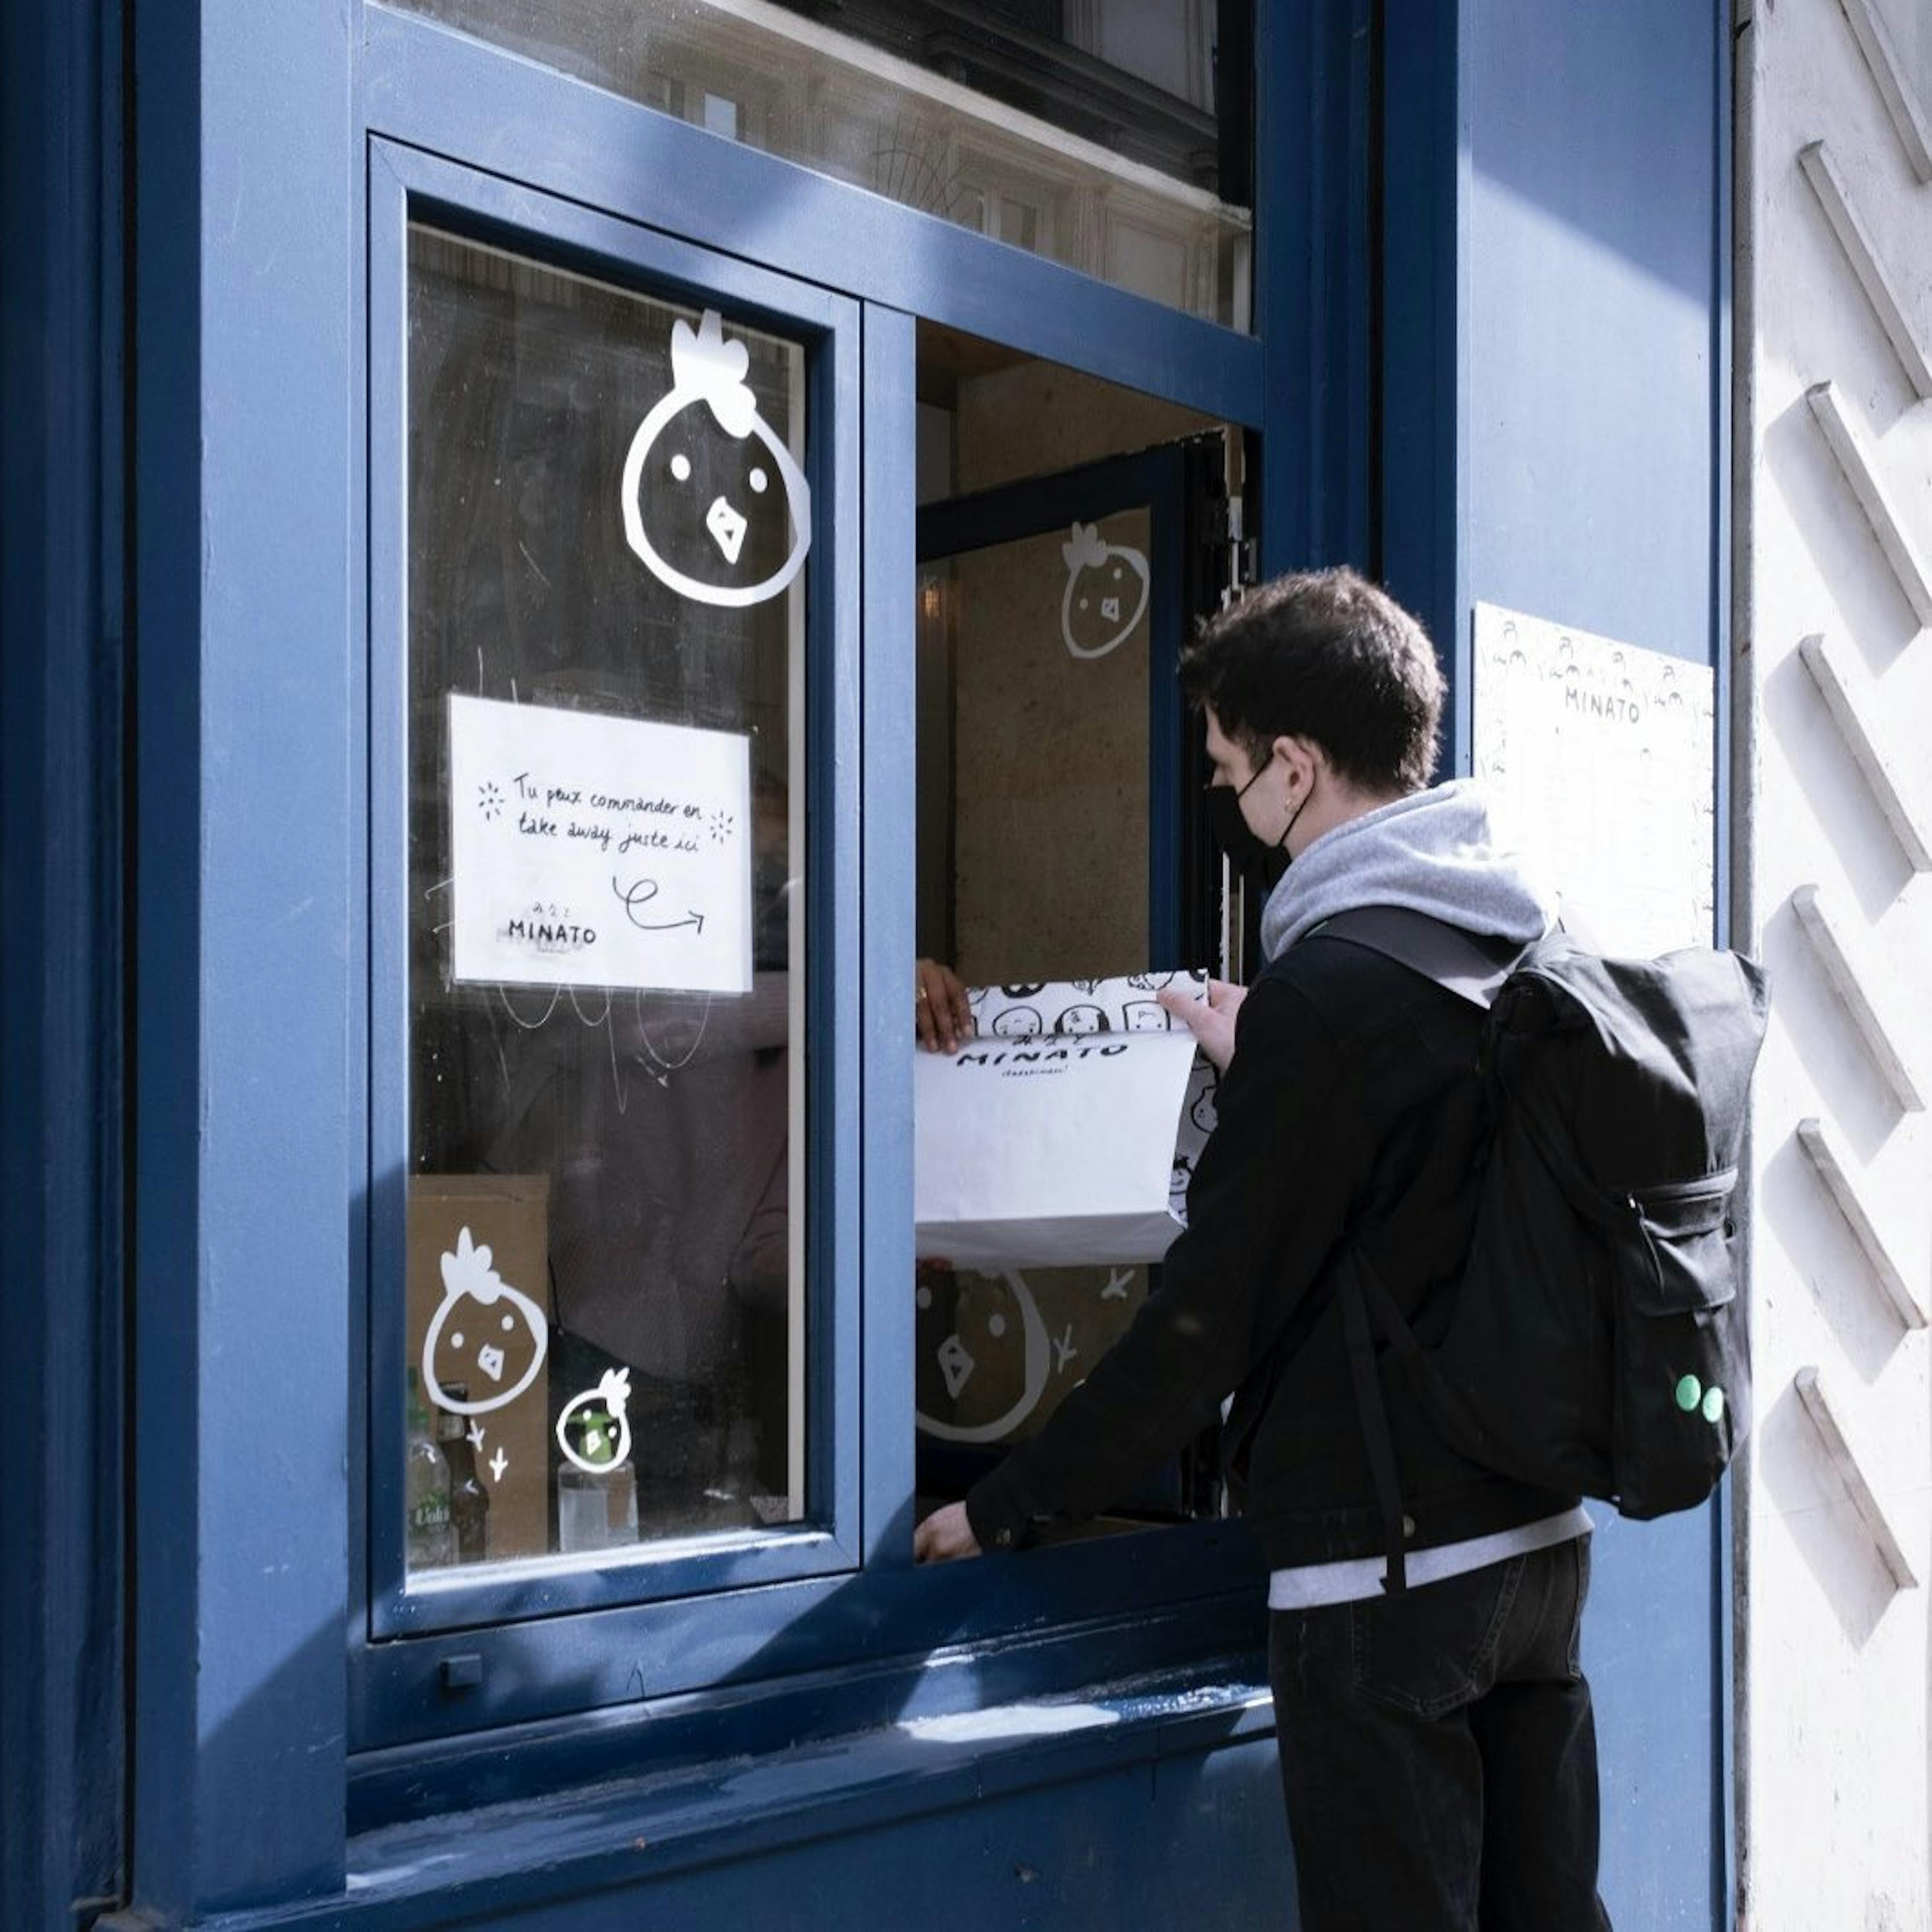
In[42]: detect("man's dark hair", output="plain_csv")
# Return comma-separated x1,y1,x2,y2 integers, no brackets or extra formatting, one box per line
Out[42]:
1179,568,1443,795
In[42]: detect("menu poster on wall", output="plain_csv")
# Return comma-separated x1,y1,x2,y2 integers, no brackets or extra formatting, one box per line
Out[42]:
1472,602,1717,958
446,693,752,994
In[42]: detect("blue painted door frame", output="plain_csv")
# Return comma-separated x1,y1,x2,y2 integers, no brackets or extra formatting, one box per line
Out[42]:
0,4,128,1929
1,0,1736,1926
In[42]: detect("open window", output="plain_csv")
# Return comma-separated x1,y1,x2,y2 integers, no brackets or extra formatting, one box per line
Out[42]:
907,325,1242,1531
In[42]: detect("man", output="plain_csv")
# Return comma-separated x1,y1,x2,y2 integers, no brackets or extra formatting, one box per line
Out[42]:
915,568,1608,1931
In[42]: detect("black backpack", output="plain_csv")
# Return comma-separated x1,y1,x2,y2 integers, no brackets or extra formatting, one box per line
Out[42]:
1319,908,1769,1593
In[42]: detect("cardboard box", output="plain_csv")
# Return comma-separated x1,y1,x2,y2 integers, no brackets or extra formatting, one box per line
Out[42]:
914,973,1217,1270
408,1174,551,1562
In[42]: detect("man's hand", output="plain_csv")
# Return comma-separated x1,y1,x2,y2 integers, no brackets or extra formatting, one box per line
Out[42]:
914,1501,982,1562
916,957,973,1053
1159,978,1246,1073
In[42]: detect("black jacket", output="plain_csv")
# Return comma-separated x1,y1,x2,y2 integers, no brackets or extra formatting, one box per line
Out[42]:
964,931,1575,1567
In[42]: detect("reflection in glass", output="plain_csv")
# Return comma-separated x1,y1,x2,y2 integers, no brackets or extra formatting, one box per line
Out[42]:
393,0,1253,329
404,225,808,1572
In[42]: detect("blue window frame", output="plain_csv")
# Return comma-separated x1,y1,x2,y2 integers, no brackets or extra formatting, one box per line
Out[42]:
363,142,865,1637
347,21,1281,1756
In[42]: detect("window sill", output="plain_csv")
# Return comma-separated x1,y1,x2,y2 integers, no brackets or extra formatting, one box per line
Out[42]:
190,1655,1274,1929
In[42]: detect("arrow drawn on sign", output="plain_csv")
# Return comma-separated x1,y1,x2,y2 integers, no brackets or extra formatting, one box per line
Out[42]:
613,876,707,935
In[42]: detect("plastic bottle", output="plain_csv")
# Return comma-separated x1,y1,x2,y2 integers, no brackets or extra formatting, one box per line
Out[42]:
556,1405,638,1553
406,1366,455,1568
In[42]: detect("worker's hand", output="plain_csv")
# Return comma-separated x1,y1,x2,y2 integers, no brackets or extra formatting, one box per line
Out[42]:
914,1501,982,1562
916,957,973,1053
1159,978,1245,1073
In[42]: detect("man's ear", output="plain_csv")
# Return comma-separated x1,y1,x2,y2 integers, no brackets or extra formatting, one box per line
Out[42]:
1271,734,1323,792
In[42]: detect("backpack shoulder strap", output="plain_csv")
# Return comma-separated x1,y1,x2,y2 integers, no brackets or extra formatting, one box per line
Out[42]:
1315,909,1530,1592
1315,906,1525,1010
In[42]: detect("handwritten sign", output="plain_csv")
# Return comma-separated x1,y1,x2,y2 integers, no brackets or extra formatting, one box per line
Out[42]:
1473,602,1716,956
447,693,752,993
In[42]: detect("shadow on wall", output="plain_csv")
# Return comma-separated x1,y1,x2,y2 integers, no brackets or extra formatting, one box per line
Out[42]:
1756,647,1917,935
1759,392,1926,692
1757,1128,1915,1387
1755,894,1911,1163
1752,1377,1903,1654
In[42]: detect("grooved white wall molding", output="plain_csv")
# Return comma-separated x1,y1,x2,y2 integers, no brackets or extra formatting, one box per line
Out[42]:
1794,1364,1920,1588
1796,631,1932,869
1747,2,1932,1920
1806,381,1932,626
1789,881,1927,1111
1798,141,1932,397
1836,0,1932,182
1796,1115,1927,1326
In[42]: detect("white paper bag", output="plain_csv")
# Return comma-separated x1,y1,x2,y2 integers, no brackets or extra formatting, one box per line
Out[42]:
914,973,1219,1269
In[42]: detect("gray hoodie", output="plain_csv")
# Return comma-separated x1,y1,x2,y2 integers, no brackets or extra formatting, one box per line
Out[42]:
1258,777,1557,963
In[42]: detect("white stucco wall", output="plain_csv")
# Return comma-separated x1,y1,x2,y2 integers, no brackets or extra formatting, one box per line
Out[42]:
1740,1,1932,1925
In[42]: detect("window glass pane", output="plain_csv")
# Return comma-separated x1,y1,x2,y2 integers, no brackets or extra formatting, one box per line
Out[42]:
404,224,809,1577
389,0,1253,330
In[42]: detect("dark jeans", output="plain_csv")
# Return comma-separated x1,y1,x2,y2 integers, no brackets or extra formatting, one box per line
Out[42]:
1268,1537,1611,1932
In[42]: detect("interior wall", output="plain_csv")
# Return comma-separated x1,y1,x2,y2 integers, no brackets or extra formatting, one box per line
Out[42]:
953,359,1209,494
945,507,1153,985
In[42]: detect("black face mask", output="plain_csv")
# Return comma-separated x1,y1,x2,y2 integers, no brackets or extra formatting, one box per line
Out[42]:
1205,781,1285,892
1205,754,1302,895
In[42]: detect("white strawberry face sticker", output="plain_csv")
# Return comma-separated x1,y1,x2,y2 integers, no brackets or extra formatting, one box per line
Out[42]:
620,308,811,609
421,1226,548,1417
555,1366,634,1475
1060,521,1150,661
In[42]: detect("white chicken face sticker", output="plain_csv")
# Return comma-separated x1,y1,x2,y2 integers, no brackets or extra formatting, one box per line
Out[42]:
916,1269,1053,1445
621,308,811,609
421,1226,549,1417
1060,521,1150,661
